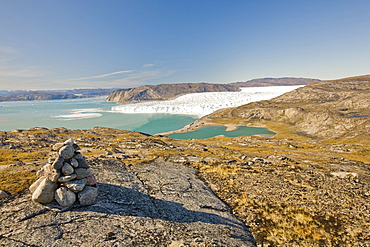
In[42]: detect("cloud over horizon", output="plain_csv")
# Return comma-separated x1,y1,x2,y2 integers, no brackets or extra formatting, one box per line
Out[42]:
71,70,133,80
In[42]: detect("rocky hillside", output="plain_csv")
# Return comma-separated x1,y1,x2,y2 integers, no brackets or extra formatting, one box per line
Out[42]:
105,78,317,104
105,83,240,103
229,77,319,87
1,127,369,246
183,75,370,142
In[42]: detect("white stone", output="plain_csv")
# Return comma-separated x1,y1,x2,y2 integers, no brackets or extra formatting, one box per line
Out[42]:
58,173,77,182
31,178,57,203
55,187,76,207
64,138,74,146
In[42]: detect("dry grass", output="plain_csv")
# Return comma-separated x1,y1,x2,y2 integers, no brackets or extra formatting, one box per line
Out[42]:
0,165,37,194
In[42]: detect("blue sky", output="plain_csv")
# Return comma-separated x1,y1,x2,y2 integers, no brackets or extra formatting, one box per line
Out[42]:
0,0,369,90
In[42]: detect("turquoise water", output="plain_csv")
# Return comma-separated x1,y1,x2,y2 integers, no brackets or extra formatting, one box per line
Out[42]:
0,97,275,138
168,125,275,139
0,97,197,134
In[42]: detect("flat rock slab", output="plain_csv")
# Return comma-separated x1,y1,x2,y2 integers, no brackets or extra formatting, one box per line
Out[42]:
0,157,255,246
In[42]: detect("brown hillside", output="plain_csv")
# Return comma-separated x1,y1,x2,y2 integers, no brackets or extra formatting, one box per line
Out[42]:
105,83,240,104
194,75,370,141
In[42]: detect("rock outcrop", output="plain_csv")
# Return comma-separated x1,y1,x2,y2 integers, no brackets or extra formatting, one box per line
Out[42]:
105,83,240,103
0,156,255,246
1,126,369,246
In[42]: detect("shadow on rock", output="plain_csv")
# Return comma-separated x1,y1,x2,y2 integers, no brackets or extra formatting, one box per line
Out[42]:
75,183,247,232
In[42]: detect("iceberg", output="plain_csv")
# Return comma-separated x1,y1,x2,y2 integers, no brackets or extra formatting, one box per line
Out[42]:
111,85,302,117
54,108,104,120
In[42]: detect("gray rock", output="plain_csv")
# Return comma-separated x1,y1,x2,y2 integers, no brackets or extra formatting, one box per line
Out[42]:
78,186,98,206
70,158,79,168
72,143,80,151
58,173,77,182
64,178,87,192
61,162,74,175
75,156,89,168
75,168,93,179
59,145,75,160
73,152,84,160
31,178,57,203
52,156,64,170
45,166,61,182
0,190,10,199
52,142,64,151
55,187,76,207
1,157,255,246
37,164,60,182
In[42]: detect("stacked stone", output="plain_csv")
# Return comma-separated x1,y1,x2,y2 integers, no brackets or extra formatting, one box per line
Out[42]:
29,139,98,207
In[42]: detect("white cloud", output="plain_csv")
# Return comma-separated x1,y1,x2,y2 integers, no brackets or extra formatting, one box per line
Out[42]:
0,45,19,54
0,65,47,78
66,69,175,88
71,70,133,80
142,64,155,68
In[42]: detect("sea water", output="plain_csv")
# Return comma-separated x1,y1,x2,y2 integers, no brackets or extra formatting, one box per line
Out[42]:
0,85,302,136
168,125,276,140
0,96,197,134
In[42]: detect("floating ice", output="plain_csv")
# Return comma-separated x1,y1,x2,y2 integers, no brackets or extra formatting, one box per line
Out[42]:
111,85,302,116
55,108,103,120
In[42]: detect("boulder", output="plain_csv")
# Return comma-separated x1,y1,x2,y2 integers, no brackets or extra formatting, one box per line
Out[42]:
52,142,64,151
70,158,79,168
64,178,87,192
64,138,74,146
86,174,97,186
52,156,64,170
59,145,75,160
58,174,77,182
29,177,44,194
55,187,76,207
75,156,89,168
61,162,74,175
78,186,98,206
75,168,93,179
31,178,57,203
38,164,61,182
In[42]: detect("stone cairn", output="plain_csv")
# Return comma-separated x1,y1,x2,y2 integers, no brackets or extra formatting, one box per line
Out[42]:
29,139,98,207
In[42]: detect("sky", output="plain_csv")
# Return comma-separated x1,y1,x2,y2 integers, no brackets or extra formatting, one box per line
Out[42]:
0,0,370,90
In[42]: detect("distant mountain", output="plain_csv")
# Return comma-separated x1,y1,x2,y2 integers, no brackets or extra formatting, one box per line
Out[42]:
105,83,240,104
0,88,117,102
229,77,319,87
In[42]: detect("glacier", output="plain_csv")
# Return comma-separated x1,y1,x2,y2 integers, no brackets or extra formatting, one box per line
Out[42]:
111,85,302,117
